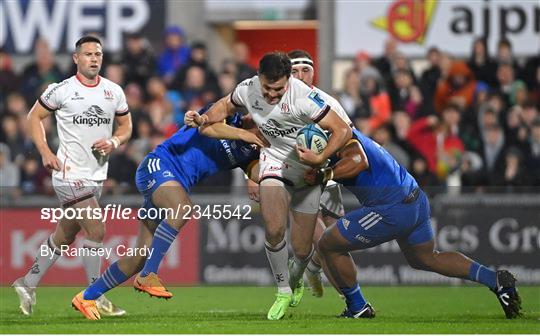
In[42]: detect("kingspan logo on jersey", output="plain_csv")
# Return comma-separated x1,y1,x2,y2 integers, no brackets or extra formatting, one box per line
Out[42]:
260,119,298,138
73,105,111,127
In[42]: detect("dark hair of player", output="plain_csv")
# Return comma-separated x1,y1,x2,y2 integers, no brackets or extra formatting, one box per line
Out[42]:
258,52,292,82
288,49,312,61
75,36,102,52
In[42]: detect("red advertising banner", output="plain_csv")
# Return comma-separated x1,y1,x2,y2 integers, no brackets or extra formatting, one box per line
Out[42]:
0,209,199,285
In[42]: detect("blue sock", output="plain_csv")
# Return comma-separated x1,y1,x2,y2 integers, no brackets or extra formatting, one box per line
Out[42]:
340,284,367,312
140,220,179,276
83,262,128,300
468,262,497,289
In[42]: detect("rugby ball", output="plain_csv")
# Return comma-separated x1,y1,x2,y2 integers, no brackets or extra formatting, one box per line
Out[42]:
296,124,328,154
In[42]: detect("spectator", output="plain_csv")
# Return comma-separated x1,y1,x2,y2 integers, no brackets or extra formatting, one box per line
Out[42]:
1,114,26,165
434,61,477,113
522,52,540,105
491,147,531,190
373,38,398,80
410,155,440,192
460,151,485,190
390,111,414,154
338,68,362,119
129,115,156,164
122,32,156,88
407,110,464,179
357,75,391,134
0,144,20,199
496,38,522,77
0,48,20,106
145,76,174,134
354,51,382,84
233,41,257,82
170,41,220,100
389,69,423,119
218,71,237,95
372,124,410,168
104,63,125,87
107,144,138,194
480,125,507,184
419,47,442,101
504,106,529,147
157,26,190,84
509,80,528,108
495,63,518,106
20,39,64,104
528,116,540,185
390,51,417,84
19,155,47,195
467,37,497,87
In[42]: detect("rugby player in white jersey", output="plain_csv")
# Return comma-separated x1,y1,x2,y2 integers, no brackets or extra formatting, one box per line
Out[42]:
287,49,350,298
185,52,352,320
12,36,132,317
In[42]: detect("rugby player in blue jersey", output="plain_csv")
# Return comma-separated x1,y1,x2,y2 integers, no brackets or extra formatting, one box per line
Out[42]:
304,129,522,319
71,106,266,320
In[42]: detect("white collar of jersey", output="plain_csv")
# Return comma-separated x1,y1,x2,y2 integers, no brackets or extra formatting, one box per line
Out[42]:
291,57,314,69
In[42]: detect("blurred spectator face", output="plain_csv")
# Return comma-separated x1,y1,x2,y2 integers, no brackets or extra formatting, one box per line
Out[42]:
191,46,207,63
221,59,238,75
427,48,440,66
373,126,390,145
384,38,397,57
147,77,167,98
394,71,412,89
137,119,152,138
392,111,411,137
522,106,539,125
354,118,372,136
105,64,124,85
393,52,408,70
362,77,377,95
2,115,18,138
497,44,513,62
473,39,486,58
506,106,522,129
233,42,250,64
35,39,54,70
439,53,452,77
442,106,461,126
165,33,183,49
482,110,498,128
126,36,144,55
487,94,504,113
497,64,514,85
6,94,28,114
532,123,540,141
218,72,236,95
412,157,427,174
125,83,143,108
74,41,103,79
23,157,39,176
186,67,205,90
291,64,314,86
505,151,520,168
485,126,502,145
344,69,360,93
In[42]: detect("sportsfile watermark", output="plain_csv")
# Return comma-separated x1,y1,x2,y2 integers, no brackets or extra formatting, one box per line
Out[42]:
40,203,253,223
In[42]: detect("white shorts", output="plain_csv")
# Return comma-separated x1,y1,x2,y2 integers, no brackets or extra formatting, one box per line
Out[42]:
52,176,103,207
319,181,345,219
259,153,323,214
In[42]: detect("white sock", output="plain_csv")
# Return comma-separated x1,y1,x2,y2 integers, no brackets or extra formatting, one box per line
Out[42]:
265,239,291,294
289,248,314,288
81,239,103,285
24,235,61,288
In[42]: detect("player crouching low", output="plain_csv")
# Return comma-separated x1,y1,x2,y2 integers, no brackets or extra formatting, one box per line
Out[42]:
305,129,522,319
71,106,265,320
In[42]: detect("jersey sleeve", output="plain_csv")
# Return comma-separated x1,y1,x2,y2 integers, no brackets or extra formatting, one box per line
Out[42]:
294,89,331,123
230,78,252,107
115,88,129,116
38,82,66,112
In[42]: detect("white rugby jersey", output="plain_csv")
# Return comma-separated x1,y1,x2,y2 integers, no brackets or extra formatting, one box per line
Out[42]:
312,86,353,127
231,76,333,165
39,75,129,181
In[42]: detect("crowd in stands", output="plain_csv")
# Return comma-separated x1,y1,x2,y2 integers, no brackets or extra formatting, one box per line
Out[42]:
0,28,539,198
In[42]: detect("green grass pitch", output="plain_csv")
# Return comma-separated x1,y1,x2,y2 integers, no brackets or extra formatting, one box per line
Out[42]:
1,286,539,334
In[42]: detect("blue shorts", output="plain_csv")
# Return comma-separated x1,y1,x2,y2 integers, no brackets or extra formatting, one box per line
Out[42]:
135,153,189,221
336,189,433,249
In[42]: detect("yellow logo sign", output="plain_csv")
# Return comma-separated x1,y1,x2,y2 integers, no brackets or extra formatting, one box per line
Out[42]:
371,0,438,44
